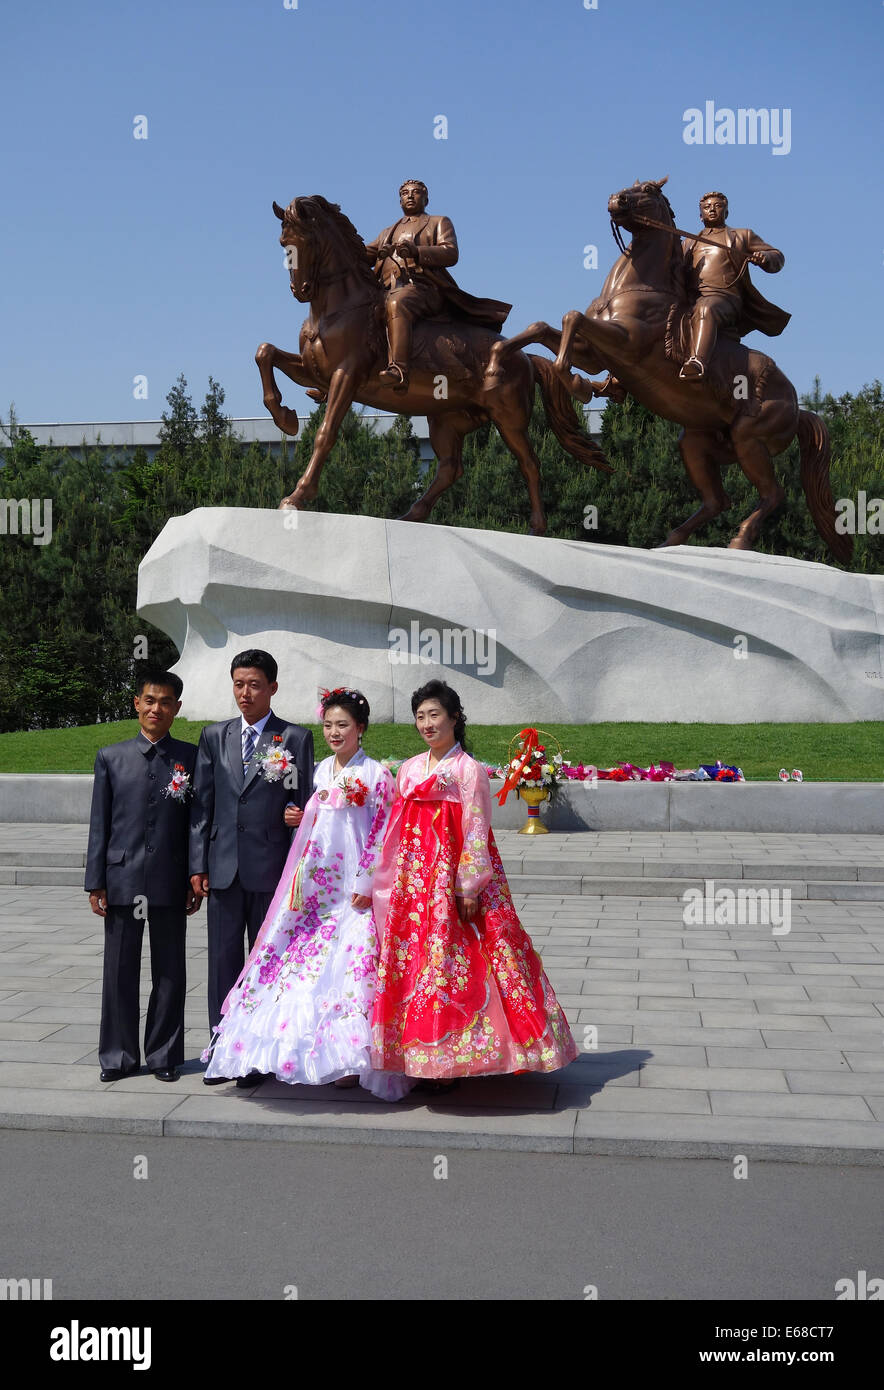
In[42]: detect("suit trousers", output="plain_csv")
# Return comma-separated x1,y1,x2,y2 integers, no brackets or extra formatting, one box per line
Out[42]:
99,905,187,1072
207,876,274,1033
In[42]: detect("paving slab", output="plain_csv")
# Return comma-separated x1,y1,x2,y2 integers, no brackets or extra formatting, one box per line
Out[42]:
163,1093,580,1152
1,828,883,1164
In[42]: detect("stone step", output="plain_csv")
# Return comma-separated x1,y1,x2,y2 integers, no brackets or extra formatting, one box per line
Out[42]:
504,873,884,901
4,846,884,883
500,857,884,882
0,850,87,867
7,863,884,901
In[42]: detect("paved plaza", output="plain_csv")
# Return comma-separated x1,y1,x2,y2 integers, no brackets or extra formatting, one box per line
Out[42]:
0,825,883,1164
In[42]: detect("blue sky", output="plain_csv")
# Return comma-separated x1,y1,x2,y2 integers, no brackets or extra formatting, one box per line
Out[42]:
1,0,881,426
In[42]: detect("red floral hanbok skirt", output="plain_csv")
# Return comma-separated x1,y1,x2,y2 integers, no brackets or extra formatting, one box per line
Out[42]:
370,789,577,1078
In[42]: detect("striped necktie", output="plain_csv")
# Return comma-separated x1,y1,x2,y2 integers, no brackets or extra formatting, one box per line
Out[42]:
242,726,257,775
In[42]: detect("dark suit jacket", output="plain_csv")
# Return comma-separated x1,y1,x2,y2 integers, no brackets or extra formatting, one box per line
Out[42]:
188,714,314,893
365,214,511,329
85,734,197,907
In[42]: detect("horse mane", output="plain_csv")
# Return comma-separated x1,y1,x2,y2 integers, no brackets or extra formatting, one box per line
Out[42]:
643,183,687,303
287,195,380,293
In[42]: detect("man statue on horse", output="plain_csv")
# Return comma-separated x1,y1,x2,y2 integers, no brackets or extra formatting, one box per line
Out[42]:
679,190,790,381
488,176,851,563
364,179,511,392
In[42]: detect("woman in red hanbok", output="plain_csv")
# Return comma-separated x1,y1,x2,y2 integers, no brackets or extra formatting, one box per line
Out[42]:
371,681,577,1087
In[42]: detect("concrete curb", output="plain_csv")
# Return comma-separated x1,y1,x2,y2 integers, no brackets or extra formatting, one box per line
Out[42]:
2,774,883,832
0,1095,881,1166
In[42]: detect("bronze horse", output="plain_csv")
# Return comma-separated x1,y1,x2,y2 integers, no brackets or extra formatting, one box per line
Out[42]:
256,195,612,534
490,178,851,564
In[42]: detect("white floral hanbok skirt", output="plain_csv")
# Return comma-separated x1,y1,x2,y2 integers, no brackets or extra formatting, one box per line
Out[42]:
204,798,411,1101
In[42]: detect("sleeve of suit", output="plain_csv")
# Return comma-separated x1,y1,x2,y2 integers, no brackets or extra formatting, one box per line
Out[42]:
293,729,315,810
744,230,784,272
84,749,111,892
417,216,458,269
188,729,215,876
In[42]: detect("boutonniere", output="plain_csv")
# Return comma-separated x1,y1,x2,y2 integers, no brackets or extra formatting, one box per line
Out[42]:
255,736,296,783
434,768,458,790
163,764,192,802
340,775,369,806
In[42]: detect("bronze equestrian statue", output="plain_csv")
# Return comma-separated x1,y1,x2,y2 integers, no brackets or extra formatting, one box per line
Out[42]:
680,190,788,381
365,178,510,393
255,190,612,534
490,178,851,564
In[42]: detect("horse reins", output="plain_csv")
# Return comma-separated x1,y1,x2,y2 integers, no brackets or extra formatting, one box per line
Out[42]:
612,211,749,288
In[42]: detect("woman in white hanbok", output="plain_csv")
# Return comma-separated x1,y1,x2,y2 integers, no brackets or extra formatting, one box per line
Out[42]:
203,689,412,1100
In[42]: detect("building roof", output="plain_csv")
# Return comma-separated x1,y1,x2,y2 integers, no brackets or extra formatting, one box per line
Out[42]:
4,407,604,455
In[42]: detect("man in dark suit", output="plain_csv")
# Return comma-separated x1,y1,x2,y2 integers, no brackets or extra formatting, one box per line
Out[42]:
85,669,200,1083
189,649,314,1085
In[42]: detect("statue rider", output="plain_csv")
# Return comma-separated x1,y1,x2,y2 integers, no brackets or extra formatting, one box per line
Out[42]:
365,179,510,392
680,191,790,381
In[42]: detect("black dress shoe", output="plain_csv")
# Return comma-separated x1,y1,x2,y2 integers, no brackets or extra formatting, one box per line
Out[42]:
203,1075,230,1086
99,1066,139,1082
152,1068,179,1082
235,1073,266,1089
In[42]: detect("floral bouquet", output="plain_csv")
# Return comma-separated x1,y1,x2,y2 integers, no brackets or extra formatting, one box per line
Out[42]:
256,734,296,783
163,764,192,802
340,775,369,806
502,743,570,789
495,728,570,806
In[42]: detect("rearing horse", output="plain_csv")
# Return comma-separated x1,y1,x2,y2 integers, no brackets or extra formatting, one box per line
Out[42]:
255,195,612,534
489,179,851,564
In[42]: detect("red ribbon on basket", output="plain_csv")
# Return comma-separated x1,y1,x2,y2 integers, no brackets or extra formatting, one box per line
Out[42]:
496,727,541,806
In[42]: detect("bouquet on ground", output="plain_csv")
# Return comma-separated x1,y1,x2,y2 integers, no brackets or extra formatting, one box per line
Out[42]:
559,759,745,783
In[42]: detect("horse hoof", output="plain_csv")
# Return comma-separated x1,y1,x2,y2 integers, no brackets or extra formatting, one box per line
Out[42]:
398,506,429,523
276,407,300,437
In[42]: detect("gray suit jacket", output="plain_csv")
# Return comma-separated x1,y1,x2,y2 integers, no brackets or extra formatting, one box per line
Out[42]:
85,734,198,907
188,714,314,893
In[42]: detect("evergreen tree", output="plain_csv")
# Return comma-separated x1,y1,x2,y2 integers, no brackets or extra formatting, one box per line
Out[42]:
158,373,199,455
1,371,879,733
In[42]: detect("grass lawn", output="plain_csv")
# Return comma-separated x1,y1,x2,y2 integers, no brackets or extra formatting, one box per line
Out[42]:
0,720,880,781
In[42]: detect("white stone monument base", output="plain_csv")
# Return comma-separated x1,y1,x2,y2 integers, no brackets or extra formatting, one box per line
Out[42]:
136,508,884,725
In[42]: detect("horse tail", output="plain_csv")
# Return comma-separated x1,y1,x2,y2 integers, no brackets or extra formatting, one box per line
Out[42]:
797,409,852,566
530,355,614,473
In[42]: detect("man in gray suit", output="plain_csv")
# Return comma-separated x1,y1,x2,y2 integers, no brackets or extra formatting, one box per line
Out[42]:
86,669,201,1083
189,649,314,1083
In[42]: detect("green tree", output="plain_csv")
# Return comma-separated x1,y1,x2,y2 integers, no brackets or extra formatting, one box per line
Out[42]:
297,407,423,517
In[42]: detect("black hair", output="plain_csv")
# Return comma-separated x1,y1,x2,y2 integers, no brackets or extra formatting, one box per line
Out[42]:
411,679,468,750
321,687,370,731
136,668,183,700
230,649,278,683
